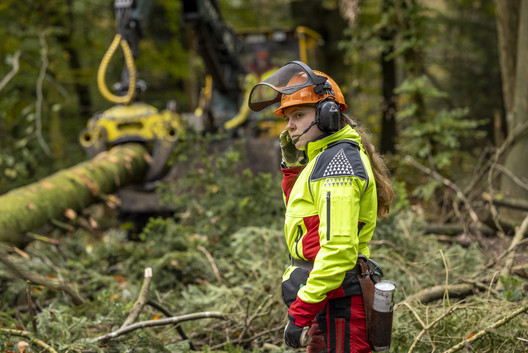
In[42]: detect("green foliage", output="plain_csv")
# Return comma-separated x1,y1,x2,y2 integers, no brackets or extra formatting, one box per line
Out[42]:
499,275,528,302
393,75,487,202
218,0,295,30
395,77,485,167
157,131,285,247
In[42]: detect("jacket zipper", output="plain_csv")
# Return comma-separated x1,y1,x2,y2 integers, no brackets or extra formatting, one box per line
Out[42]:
294,225,303,259
326,191,331,241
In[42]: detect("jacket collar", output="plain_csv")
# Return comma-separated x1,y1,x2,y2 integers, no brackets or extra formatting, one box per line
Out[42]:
305,124,364,161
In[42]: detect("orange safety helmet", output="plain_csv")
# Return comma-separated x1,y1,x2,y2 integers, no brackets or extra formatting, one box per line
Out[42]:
248,61,348,116
274,70,347,116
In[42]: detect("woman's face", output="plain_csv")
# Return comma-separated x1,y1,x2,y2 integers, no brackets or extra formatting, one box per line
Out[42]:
283,105,324,150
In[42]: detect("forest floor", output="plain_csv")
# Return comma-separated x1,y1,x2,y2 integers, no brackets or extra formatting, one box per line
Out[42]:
0,140,527,353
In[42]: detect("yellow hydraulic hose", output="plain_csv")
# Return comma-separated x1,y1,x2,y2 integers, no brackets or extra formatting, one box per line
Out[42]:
97,34,136,105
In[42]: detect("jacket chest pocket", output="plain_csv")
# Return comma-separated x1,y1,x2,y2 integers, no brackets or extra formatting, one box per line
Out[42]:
327,190,355,238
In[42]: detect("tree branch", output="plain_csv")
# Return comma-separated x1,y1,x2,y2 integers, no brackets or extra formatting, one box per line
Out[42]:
404,155,480,224
35,32,52,157
197,245,222,284
120,267,152,328
0,328,58,353
147,300,196,351
496,213,528,291
0,50,21,92
495,164,528,191
0,246,84,305
26,281,38,334
482,192,528,211
91,311,226,342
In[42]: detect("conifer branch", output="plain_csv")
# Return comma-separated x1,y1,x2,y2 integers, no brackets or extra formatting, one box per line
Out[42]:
0,328,58,353
443,302,528,353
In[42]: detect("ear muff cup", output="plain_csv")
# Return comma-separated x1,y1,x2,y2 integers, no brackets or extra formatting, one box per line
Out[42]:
316,97,340,133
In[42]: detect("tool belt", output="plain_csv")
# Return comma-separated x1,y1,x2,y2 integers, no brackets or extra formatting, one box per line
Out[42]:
290,255,383,280
290,257,361,275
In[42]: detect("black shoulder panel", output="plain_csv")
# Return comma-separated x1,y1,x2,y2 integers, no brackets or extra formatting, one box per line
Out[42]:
310,141,367,181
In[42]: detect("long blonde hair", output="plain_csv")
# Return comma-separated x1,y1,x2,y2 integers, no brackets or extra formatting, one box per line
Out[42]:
340,114,394,218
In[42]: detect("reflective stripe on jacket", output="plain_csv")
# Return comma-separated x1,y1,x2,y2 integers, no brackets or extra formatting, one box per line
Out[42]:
281,124,378,325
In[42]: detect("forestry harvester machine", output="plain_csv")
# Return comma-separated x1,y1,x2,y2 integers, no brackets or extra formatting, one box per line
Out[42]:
79,0,182,184
78,0,323,221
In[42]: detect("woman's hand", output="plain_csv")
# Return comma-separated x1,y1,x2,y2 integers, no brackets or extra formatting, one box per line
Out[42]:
280,130,308,167
284,321,311,348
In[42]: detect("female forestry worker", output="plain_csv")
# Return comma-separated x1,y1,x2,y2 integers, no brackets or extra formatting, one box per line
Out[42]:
248,61,394,353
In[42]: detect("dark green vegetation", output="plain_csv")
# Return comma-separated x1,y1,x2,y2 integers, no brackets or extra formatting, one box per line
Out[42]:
1,0,527,352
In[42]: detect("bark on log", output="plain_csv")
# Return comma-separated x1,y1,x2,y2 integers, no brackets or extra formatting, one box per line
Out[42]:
0,144,149,243
403,264,528,304
424,223,494,236
404,283,473,304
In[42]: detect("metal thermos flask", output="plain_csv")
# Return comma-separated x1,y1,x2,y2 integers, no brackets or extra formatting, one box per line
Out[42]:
371,280,396,352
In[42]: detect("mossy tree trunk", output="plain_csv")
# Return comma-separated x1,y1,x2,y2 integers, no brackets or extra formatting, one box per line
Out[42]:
0,144,149,243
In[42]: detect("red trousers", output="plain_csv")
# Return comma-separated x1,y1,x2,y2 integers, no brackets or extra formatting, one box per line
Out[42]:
306,295,371,353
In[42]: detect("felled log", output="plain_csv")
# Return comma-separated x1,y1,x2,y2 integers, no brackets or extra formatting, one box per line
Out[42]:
482,192,528,211
424,223,494,236
404,264,528,304
0,144,149,244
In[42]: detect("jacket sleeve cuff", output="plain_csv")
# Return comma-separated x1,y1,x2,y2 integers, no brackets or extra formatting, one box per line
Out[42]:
281,165,304,173
281,166,304,202
288,295,327,327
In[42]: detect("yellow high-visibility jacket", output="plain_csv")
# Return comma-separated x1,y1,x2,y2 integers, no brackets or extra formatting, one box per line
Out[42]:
281,124,378,326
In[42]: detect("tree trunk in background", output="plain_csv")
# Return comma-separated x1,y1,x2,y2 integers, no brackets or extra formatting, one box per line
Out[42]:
338,0,360,28
0,144,149,244
379,0,397,155
399,0,426,123
290,0,348,82
499,0,528,223
494,0,521,115
49,0,93,118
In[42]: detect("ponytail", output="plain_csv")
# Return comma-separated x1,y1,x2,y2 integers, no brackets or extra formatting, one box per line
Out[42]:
340,114,394,218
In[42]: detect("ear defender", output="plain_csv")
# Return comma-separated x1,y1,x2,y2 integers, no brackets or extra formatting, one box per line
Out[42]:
316,96,340,133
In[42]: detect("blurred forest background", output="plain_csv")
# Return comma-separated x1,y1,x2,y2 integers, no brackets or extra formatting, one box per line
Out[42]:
1,0,527,352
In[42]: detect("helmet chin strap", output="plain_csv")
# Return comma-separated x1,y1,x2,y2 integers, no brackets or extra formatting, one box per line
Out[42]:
291,120,317,145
